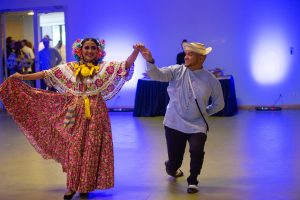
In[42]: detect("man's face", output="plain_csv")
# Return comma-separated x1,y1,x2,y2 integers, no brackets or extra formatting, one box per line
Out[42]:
184,50,204,70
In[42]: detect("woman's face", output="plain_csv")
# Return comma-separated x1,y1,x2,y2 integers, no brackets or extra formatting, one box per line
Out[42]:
81,40,98,62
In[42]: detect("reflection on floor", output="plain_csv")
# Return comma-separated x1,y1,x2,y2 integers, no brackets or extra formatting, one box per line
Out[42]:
0,110,300,200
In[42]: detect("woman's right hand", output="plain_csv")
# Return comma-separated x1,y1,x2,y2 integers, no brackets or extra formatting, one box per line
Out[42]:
10,72,23,80
10,71,45,81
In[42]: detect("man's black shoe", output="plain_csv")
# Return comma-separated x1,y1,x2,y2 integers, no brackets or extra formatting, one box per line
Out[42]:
165,161,184,177
187,185,199,194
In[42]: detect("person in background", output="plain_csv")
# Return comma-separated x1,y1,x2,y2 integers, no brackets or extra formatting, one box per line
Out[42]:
139,41,224,194
21,39,35,60
21,39,35,74
55,40,67,64
39,35,62,89
176,39,187,64
0,38,143,199
7,41,33,81
6,37,14,58
6,38,16,76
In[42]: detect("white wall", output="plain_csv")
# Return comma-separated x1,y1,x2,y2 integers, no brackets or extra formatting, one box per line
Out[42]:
6,19,23,40
23,15,34,44
1,0,300,108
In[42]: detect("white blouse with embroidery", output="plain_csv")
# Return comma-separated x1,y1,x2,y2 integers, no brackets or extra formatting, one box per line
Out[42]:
44,61,134,100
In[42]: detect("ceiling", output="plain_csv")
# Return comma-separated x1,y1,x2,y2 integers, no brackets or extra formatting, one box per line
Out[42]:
5,11,64,26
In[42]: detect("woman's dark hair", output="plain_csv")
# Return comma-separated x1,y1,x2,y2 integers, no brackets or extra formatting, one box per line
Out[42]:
14,41,22,57
81,38,100,47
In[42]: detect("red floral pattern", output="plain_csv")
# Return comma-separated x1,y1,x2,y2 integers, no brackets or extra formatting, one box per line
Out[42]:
106,65,114,74
117,67,124,75
66,80,73,88
79,83,85,92
54,69,63,79
107,84,115,92
95,79,104,87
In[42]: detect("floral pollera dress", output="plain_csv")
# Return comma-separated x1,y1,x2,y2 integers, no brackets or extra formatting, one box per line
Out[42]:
0,61,134,192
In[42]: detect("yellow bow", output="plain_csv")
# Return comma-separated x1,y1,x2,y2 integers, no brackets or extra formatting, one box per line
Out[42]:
74,63,100,78
86,63,100,76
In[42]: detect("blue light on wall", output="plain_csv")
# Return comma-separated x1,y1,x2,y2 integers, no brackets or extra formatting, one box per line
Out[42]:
251,29,290,85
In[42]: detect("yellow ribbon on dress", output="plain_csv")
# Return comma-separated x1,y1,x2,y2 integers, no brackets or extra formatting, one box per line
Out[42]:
74,63,100,78
84,95,91,119
73,63,100,119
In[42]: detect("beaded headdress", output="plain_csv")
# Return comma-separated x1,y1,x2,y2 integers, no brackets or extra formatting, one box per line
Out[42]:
72,38,106,62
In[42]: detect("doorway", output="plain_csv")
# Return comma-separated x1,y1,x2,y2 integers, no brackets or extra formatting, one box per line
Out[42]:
0,7,66,110
0,9,66,81
38,12,66,63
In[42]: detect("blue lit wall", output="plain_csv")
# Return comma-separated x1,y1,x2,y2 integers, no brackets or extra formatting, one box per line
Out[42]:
1,0,299,108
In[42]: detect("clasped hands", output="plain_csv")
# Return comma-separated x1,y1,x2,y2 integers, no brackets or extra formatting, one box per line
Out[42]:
133,43,155,64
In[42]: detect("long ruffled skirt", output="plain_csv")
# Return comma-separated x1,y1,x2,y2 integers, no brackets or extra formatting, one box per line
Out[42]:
0,78,114,192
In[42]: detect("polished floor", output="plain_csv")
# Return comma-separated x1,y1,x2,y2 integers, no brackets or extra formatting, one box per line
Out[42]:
0,110,300,200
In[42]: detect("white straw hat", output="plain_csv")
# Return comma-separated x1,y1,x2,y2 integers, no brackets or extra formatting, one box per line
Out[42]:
182,42,212,55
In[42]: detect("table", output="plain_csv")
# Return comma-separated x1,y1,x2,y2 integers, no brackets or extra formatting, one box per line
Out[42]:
133,76,238,117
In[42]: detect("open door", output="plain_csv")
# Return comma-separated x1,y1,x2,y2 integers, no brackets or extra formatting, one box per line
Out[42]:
0,7,66,111
0,13,7,82
0,13,6,111
34,10,66,88
0,7,66,88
